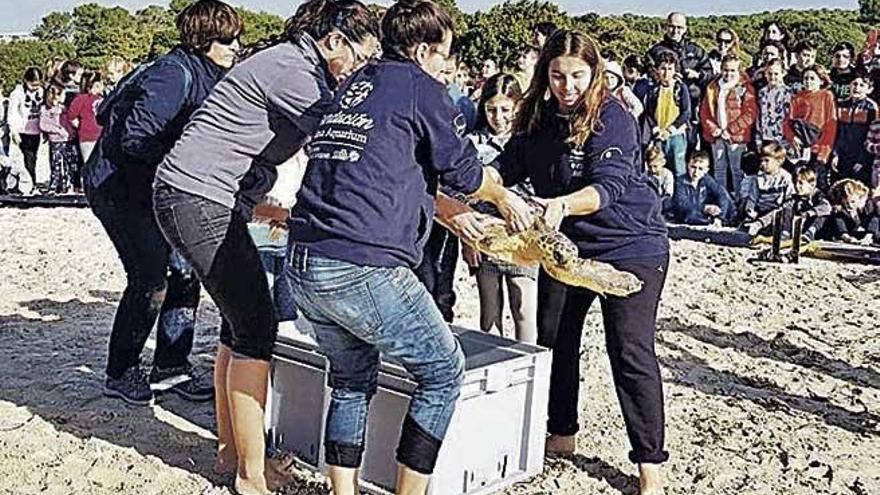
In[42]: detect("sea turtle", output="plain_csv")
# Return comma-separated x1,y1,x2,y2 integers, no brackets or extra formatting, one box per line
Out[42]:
435,194,644,297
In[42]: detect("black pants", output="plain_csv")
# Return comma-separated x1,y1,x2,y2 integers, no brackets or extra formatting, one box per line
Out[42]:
88,187,200,379
153,184,277,361
538,254,670,464
18,134,39,187
414,224,459,322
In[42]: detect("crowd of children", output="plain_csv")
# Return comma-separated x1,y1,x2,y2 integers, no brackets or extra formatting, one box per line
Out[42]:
1,56,128,195
426,16,880,347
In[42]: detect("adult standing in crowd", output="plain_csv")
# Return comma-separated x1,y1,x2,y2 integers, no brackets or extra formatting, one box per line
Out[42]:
287,1,532,492
708,28,740,77
7,67,44,194
749,41,786,91
153,1,380,493
84,0,241,407
647,12,712,151
758,21,793,66
496,29,670,495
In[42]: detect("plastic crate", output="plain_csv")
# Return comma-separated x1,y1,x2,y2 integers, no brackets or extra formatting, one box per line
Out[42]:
267,321,551,494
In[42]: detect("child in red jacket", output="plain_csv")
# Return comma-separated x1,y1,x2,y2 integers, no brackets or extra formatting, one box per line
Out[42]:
700,54,757,199
784,64,837,192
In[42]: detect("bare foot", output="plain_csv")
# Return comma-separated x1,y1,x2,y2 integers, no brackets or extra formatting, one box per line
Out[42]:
215,453,297,491
639,463,664,495
234,474,271,495
545,434,576,457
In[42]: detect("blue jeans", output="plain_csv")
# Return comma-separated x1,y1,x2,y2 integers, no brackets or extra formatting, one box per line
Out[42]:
660,134,687,177
288,245,465,474
250,223,297,322
712,141,745,199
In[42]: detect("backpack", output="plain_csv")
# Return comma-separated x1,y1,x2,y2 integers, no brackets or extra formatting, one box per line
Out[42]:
96,57,193,127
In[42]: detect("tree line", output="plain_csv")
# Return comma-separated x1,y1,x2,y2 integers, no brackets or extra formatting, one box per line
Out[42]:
1,0,879,93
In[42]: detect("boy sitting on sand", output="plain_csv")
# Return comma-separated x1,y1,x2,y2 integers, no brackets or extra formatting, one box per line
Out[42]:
668,151,734,226
782,166,832,242
827,178,880,244
740,143,796,236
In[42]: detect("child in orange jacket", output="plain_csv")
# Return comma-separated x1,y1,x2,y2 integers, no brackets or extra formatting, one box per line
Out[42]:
783,64,837,191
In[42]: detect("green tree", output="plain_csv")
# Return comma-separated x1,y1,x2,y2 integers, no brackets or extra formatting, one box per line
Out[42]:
33,12,74,43
457,0,570,70
70,4,154,67
860,0,880,22
236,9,284,47
0,40,75,93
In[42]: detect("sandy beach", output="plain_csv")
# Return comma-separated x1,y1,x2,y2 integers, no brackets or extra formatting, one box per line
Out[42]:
0,207,877,495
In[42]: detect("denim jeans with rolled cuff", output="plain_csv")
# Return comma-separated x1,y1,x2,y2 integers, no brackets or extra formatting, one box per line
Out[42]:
153,184,277,361
87,185,200,379
289,245,465,474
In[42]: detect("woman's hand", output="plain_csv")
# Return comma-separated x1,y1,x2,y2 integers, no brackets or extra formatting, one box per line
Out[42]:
496,191,534,233
449,211,503,245
532,197,569,230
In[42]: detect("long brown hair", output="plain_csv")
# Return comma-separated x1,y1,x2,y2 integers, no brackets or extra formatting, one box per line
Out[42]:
475,73,522,132
514,29,607,148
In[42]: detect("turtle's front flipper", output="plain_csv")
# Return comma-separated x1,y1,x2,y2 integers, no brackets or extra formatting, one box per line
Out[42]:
542,258,643,297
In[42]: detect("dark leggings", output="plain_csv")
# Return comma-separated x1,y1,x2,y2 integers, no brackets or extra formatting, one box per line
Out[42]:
538,254,670,464
153,184,277,360
18,134,40,187
88,188,200,379
414,224,459,322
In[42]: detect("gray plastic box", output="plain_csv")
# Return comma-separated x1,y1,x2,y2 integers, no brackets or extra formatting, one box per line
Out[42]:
267,321,551,494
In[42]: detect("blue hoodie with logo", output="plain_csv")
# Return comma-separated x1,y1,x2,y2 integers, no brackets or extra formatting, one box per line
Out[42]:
495,97,668,262
289,59,484,268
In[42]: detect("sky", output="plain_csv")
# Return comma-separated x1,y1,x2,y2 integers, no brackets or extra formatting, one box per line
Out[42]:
0,0,859,33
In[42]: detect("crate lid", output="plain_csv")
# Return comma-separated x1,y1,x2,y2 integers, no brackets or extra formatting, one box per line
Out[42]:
274,320,548,380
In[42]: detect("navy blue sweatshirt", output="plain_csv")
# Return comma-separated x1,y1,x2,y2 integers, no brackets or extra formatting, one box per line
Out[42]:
84,47,224,207
289,59,484,268
670,173,735,225
495,97,668,262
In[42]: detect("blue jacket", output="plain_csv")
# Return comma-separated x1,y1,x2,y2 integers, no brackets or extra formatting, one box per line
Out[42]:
669,173,735,225
496,97,668,262
641,80,691,145
84,47,225,207
289,59,485,268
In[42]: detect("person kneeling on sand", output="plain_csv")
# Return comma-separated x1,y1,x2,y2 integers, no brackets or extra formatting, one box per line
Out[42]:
287,1,532,493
